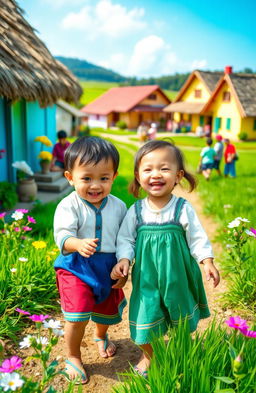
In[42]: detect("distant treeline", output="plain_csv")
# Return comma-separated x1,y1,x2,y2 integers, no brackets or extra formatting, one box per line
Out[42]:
56,56,255,91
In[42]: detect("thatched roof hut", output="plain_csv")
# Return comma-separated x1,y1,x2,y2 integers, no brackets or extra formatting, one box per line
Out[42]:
0,0,82,107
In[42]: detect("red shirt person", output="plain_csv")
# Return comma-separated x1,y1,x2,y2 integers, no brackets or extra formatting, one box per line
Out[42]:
223,138,237,178
50,130,71,172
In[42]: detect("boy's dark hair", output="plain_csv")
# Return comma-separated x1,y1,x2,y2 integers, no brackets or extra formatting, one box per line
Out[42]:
57,130,67,139
64,136,119,173
129,140,196,198
206,137,213,146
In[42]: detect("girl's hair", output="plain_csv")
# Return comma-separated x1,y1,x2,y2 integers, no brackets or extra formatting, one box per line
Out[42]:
64,136,119,173
129,140,197,198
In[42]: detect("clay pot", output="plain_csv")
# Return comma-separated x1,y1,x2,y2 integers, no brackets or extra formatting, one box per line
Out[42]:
40,160,51,174
17,178,38,202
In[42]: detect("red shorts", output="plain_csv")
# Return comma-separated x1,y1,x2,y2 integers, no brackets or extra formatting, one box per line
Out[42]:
56,269,126,323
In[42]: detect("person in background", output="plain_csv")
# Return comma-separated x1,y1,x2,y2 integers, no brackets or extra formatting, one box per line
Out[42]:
199,138,216,181
50,130,71,172
137,123,148,144
147,123,157,140
224,138,237,178
213,134,224,176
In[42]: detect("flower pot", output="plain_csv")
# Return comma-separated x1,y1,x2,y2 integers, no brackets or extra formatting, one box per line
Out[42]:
17,179,38,202
40,160,51,174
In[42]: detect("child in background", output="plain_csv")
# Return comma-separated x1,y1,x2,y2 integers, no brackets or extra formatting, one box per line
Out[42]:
54,136,127,384
213,134,224,176
50,130,70,172
199,137,216,181
224,138,237,178
111,140,220,377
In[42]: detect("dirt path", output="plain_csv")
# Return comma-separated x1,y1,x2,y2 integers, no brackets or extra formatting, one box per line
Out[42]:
16,137,228,393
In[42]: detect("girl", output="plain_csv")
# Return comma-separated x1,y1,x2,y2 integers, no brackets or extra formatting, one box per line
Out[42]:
112,140,220,377
54,137,127,384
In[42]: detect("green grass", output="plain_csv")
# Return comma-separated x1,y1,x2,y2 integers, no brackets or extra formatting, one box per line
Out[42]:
163,89,177,101
79,80,118,106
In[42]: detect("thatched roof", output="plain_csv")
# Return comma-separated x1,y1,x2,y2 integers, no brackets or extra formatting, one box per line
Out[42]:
0,0,82,107
164,102,204,114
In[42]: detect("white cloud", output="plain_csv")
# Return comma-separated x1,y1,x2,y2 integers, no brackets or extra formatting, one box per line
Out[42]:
127,35,179,77
191,59,208,69
99,53,126,71
61,0,146,37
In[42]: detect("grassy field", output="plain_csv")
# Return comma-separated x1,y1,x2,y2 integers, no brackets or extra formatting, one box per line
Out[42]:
79,80,177,106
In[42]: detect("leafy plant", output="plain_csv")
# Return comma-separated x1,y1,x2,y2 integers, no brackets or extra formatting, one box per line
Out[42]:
116,120,127,130
0,182,18,210
238,132,248,141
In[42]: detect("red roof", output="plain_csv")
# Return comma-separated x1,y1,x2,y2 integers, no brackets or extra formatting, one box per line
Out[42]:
81,85,170,115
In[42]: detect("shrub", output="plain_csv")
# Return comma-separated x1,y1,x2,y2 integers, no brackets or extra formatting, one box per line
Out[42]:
0,182,18,210
116,120,127,130
238,132,248,141
78,124,90,137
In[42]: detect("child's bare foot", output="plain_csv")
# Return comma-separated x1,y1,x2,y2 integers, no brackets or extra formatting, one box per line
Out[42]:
135,354,151,373
94,335,116,358
65,357,88,384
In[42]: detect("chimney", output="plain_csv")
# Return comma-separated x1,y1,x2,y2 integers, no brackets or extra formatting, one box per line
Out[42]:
225,66,233,74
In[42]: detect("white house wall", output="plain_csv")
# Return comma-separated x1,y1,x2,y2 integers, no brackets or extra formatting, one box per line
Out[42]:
56,107,73,135
87,114,108,129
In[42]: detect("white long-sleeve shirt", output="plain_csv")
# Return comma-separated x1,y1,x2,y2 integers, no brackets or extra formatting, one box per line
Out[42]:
116,195,214,263
54,191,127,255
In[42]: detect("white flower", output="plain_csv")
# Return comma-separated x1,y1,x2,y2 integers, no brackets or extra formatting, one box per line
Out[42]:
236,217,250,223
224,204,232,209
18,257,28,262
245,229,256,238
10,268,17,273
226,244,233,249
12,161,34,176
36,336,49,345
11,211,24,221
0,372,24,391
53,328,64,337
43,319,62,329
227,219,240,228
19,335,33,349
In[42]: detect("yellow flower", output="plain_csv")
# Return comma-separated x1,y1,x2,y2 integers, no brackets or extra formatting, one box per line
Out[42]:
38,151,52,161
32,240,47,249
34,136,53,147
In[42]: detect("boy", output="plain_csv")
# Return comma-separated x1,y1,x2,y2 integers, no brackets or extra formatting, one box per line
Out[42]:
199,138,216,181
50,130,70,172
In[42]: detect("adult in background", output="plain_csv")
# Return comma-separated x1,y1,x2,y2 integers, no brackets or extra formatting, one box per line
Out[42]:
224,138,237,178
213,134,224,176
199,137,216,181
50,130,71,172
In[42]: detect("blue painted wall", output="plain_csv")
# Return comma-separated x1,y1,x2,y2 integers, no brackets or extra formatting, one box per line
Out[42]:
0,98,8,181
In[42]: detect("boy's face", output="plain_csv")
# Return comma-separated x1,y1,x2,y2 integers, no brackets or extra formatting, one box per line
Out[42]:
59,138,67,146
65,157,117,208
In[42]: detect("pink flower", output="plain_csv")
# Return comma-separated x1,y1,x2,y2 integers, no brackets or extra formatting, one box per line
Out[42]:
28,314,50,322
15,308,31,315
225,316,249,331
22,226,32,232
27,216,36,224
0,356,22,373
0,212,6,219
14,227,20,232
241,329,256,338
16,209,29,213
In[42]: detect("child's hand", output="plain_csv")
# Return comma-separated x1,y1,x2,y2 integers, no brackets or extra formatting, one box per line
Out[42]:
77,238,99,258
112,275,128,289
111,259,130,279
202,258,220,288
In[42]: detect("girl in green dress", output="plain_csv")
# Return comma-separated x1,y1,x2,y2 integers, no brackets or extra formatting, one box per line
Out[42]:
111,140,220,377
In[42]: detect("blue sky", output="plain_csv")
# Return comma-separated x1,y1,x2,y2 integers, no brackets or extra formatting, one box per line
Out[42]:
19,0,256,78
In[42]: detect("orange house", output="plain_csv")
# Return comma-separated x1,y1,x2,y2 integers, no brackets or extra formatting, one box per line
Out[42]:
81,85,171,129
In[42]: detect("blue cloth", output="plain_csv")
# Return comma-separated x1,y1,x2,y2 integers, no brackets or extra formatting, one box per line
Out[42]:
54,252,117,304
224,161,236,177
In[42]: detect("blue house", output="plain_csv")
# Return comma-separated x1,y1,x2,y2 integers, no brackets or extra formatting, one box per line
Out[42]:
0,0,82,182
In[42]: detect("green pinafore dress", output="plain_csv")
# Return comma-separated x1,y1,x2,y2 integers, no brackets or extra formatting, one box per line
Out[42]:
129,197,210,345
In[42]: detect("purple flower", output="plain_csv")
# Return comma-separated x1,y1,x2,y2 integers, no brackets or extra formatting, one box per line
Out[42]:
22,226,32,232
0,356,22,373
27,216,36,224
28,314,50,322
14,227,20,232
0,212,6,219
241,329,256,338
225,316,249,331
16,209,29,213
15,308,31,315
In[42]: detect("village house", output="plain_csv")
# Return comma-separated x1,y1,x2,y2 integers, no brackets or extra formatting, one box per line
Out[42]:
164,69,222,132
56,101,85,136
201,69,256,140
0,0,82,183
82,85,171,130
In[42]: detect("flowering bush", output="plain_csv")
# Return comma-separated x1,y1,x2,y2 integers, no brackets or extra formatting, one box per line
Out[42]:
12,162,34,182
0,311,77,392
38,151,52,163
222,217,256,313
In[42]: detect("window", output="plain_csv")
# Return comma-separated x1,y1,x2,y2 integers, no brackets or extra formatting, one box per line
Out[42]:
96,114,100,120
253,119,256,131
223,91,231,102
148,94,157,100
194,89,202,98
214,117,222,132
226,118,231,130
199,116,204,126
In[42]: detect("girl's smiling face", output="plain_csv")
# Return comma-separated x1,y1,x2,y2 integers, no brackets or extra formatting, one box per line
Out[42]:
136,147,184,202
65,157,117,208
